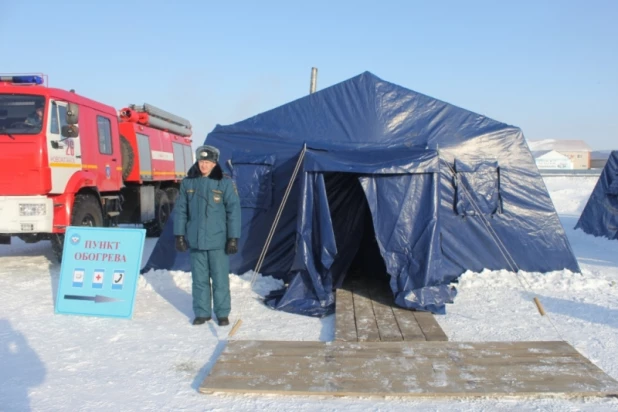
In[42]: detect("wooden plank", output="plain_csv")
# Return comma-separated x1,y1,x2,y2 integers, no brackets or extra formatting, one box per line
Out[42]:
367,280,403,342
207,361,609,389
372,305,403,341
335,288,357,342
338,274,448,343
212,341,604,370
214,341,588,365
391,306,427,341
350,281,380,342
208,353,602,381
200,340,618,397
414,311,448,341
219,340,582,359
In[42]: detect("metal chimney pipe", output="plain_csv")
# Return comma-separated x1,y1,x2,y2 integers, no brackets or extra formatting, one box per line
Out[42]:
310,67,318,94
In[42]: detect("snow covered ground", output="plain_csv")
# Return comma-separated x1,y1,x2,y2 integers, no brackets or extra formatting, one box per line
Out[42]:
2,175,618,411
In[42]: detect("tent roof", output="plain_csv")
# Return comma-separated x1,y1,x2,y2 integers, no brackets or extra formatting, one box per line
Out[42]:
209,71,519,151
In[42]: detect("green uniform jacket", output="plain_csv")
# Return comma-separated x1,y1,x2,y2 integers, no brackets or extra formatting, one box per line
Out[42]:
174,163,241,250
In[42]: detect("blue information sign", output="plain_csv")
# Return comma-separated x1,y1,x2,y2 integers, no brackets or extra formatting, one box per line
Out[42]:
55,226,146,319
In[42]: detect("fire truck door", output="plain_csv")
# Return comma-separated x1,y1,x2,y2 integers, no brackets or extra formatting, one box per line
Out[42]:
94,114,122,192
47,100,82,194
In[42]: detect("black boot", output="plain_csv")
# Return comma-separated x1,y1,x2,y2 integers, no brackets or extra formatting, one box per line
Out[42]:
217,317,229,326
192,316,211,325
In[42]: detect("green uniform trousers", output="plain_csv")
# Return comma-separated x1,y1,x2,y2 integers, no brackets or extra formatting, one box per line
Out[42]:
189,248,231,318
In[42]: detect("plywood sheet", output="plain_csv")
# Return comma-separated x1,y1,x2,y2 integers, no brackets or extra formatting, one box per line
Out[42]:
200,340,618,398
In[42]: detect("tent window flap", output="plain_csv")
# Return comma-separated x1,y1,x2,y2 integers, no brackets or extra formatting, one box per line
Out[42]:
231,153,276,209
454,159,502,216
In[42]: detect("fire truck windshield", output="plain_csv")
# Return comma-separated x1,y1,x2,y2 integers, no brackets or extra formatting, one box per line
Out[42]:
0,94,46,135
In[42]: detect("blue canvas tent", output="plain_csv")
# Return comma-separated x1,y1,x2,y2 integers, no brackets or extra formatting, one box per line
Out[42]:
575,151,618,240
142,72,580,317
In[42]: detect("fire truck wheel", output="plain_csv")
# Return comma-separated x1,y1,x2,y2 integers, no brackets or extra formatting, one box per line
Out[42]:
50,235,64,263
51,194,103,263
120,135,134,180
145,189,171,237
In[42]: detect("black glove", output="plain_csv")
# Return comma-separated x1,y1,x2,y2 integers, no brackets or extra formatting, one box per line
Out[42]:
225,238,238,255
175,236,188,253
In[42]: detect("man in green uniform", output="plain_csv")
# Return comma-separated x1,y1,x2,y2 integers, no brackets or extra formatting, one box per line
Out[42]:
174,145,241,326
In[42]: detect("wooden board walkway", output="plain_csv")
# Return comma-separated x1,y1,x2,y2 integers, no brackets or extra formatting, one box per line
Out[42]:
200,340,618,397
335,277,448,342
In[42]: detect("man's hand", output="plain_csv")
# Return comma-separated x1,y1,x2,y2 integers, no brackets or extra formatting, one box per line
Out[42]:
225,238,238,255
175,236,188,252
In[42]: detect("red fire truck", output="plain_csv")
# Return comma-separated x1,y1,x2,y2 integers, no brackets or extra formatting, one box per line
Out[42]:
0,74,194,262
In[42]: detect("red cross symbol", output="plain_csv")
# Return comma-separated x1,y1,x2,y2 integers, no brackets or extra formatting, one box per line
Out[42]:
96,274,101,281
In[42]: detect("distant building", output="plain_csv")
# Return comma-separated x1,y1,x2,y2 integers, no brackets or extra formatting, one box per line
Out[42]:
591,150,612,169
532,150,573,169
528,139,592,169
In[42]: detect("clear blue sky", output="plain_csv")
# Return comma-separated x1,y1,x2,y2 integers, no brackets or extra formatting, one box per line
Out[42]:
1,0,616,149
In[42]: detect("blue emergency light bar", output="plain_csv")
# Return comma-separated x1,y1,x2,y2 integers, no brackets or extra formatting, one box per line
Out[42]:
0,75,44,85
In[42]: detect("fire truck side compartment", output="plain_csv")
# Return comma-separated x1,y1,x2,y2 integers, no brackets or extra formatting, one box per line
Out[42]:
136,133,153,181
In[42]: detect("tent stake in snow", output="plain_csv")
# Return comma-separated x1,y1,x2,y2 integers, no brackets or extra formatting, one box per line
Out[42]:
228,319,243,336
533,297,546,316
228,144,308,338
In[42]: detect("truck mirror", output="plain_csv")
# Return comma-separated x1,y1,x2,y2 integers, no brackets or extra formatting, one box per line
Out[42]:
61,125,79,139
66,103,79,125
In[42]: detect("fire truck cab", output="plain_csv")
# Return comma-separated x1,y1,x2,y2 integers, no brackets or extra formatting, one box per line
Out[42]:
0,74,194,261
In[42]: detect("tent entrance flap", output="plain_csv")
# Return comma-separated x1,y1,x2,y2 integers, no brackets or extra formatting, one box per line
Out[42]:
263,171,391,317
265,167,458,317
323,173,389,290
358,172,457,314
